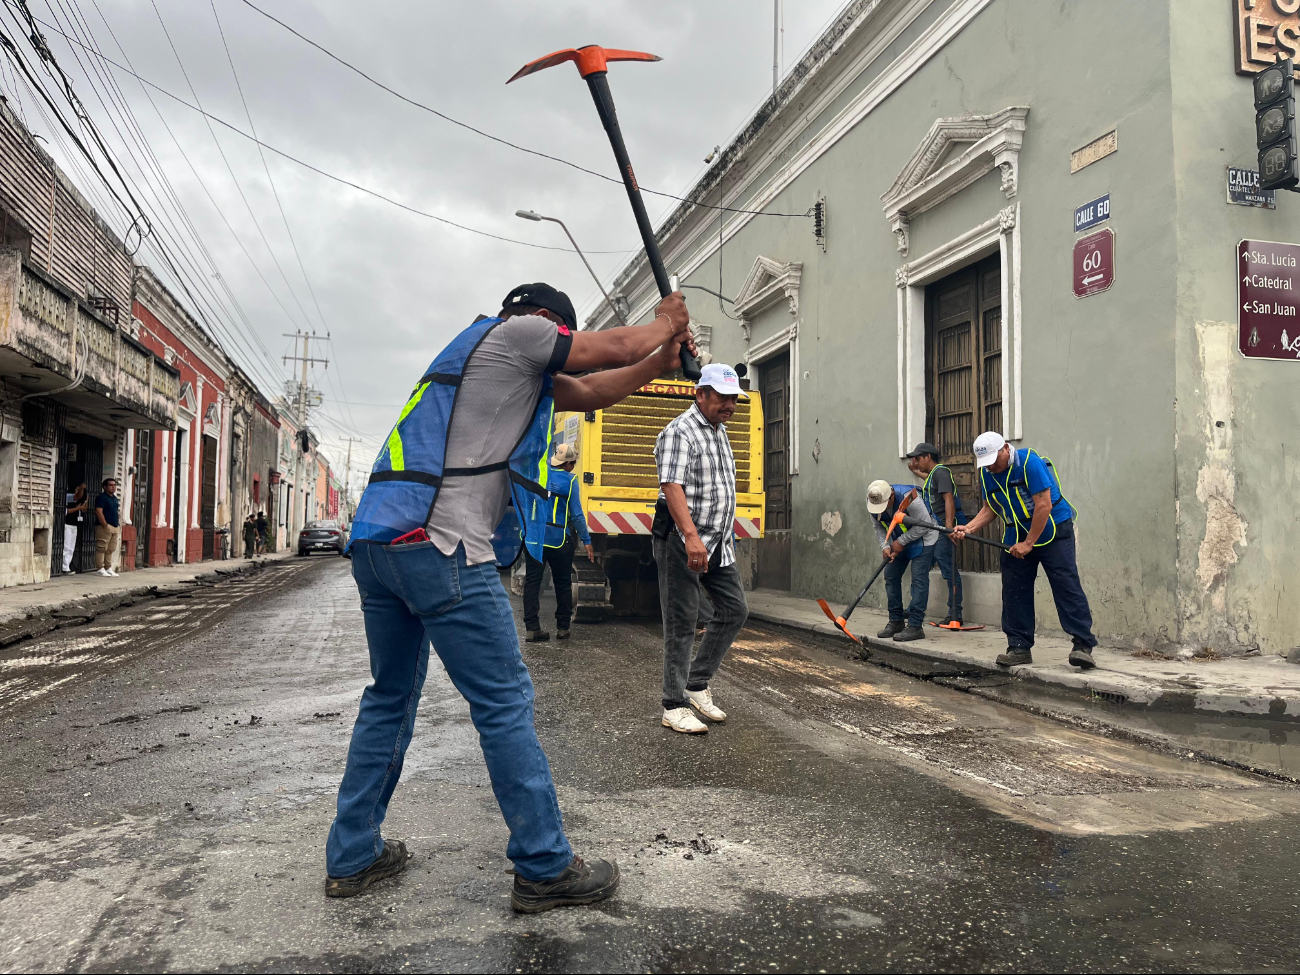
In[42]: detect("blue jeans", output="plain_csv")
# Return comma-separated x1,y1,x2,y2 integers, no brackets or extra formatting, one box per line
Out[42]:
1000,520,1097,651
326,541,573,882
934,535,963,620
883,544,936,628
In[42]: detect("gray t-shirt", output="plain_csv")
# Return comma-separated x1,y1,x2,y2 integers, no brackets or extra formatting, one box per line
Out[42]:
425,315,565,565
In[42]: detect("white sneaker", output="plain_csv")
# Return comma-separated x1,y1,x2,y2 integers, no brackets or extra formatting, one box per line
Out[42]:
661,706,708,734
97,568,111,577
686,687,727,722
107,569,119,577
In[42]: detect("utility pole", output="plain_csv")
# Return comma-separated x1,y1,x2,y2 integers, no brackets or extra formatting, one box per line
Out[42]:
341,436,364,523
282,331,329,540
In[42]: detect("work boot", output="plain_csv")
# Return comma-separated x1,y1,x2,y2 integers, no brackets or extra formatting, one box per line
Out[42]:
324,839,408,898
877,620,905,639
556,628,571,641
526,630,550,643
939,616,963,627
893,625,926,642
510,855,620,914
996,648,1033,668
1068,647,1097,670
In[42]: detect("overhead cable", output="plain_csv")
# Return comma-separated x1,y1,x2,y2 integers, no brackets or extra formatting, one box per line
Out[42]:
237,0,812,220
16,12,638,255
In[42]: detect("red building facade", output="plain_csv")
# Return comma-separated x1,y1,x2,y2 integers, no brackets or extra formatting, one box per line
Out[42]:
126,270,230,567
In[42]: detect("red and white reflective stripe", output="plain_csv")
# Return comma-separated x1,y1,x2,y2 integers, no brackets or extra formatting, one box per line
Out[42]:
588,511,653,535
588,511,761,537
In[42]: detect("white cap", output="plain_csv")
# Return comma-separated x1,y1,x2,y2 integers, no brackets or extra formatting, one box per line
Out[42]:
973,431,1006,468
866,479,893,515
696,362,748,398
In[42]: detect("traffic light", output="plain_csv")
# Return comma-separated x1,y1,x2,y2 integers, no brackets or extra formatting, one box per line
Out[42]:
1256,59,1298,192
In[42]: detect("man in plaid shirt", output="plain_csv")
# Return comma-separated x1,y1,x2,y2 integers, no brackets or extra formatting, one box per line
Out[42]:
653,363,750,734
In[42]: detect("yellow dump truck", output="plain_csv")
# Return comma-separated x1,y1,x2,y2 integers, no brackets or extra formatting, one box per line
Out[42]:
557,377,766,619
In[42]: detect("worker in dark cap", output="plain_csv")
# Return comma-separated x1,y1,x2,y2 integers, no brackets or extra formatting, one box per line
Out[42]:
335,281,696,913
906,442,965,626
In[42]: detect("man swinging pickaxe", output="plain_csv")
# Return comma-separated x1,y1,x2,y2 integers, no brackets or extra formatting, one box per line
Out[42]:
508,45,702,380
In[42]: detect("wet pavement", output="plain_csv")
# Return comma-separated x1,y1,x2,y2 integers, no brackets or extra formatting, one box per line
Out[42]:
2,558,1300,972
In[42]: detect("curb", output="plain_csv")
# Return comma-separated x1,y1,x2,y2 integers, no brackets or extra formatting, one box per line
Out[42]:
0,557,289,648
748,608,1300,725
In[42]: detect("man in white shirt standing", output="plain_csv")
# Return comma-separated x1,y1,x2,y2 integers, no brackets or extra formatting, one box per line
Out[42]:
653,364,749,734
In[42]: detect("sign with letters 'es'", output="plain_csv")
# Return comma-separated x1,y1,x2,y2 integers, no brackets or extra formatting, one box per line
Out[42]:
1074,194,1111,233
1235,1,1300,77
1239,238,1300,359
1073,229,1114,298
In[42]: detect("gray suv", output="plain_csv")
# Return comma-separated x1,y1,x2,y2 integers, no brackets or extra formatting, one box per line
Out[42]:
298,520,347,556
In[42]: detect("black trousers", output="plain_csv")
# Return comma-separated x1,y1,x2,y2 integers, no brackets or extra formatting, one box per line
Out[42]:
1000,520,1097,651
522,544,574,632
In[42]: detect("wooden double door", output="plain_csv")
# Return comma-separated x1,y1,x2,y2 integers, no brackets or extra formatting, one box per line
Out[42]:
755,352,791,590
924,254,1003,573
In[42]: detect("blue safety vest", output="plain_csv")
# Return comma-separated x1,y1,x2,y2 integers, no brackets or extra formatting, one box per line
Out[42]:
543,466,580,549
349,316,570,566
875,484,924,557
978,448,1077,547
921,464,965,524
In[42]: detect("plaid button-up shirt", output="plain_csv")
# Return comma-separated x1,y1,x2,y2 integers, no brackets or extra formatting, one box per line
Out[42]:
655,403,737,567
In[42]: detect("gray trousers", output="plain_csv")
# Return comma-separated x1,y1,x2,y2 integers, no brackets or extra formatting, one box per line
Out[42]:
654,532,749,710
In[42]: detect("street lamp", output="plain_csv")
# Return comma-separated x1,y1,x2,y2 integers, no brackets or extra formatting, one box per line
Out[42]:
515,210,628,328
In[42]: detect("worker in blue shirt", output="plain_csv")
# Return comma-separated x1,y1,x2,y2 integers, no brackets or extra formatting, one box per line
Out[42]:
952,431,1098,669
523,443,594,642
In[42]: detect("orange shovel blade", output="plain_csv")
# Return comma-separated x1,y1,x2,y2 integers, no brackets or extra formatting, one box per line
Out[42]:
816,599,861,644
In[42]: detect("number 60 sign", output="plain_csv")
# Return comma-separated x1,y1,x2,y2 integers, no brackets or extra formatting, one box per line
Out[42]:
1073,228,1114,298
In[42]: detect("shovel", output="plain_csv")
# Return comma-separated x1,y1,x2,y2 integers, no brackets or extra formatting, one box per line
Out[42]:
816,557,890,645
508,45,702,380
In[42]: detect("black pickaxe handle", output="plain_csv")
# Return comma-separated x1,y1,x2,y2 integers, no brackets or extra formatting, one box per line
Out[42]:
508,46,701,380
901,517,1011,552
817,557,889,644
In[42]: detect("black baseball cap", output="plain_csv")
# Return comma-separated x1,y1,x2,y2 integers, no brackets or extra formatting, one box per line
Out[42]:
905,442,940,460
501,282,577,330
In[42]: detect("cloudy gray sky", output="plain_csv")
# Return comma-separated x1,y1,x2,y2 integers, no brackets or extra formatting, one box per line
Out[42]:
0,0,847,485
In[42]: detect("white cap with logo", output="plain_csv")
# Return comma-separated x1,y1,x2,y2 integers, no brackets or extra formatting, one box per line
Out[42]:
696,362,748,398
866,479,893,515
972,431,1006,468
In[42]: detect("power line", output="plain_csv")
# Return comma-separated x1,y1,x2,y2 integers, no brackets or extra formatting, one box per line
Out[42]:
237,0,813,220
1,3,287,393
16,11,639,255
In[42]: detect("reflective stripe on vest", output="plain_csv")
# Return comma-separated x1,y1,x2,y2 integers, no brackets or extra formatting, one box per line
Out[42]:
979,449,1076,547
922,464,963,522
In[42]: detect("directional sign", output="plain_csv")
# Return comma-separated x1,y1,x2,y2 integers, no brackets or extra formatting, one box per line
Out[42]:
1074,194,1111,233
1072,229,1114,298
1238,239,1300,360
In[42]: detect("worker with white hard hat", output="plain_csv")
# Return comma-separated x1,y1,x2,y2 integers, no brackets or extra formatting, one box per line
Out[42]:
952,431,1097,669
866,478,940,642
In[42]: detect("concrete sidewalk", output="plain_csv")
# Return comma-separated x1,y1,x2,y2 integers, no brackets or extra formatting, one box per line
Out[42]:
0,552,296,638
746,588,1300,723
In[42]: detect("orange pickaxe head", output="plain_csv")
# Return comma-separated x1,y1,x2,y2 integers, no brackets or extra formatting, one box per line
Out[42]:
507,45,661,83
817,599,861,645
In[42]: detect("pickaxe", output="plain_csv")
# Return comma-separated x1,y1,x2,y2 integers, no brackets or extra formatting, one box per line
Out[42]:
816,558,890,646
508,45,702,381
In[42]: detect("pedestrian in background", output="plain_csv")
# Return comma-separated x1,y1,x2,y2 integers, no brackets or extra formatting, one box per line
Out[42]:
952,431,1098,669
333,281,695,913
906,443,965,626
62,481,87,574
94,478,120,577
256,510,268,554
243,514,259,559
867,479,939,642
653,363,749,735
523,443,594,643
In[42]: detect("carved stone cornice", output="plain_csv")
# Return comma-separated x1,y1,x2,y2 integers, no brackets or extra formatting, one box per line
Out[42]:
733,255,803,341
881,107,1029,256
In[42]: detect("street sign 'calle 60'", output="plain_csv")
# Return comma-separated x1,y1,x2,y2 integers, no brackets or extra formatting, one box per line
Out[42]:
1239,239,1300,360
1073,229,1114,298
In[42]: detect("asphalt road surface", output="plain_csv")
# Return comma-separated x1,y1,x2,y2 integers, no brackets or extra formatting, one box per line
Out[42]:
2,557,1299,973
